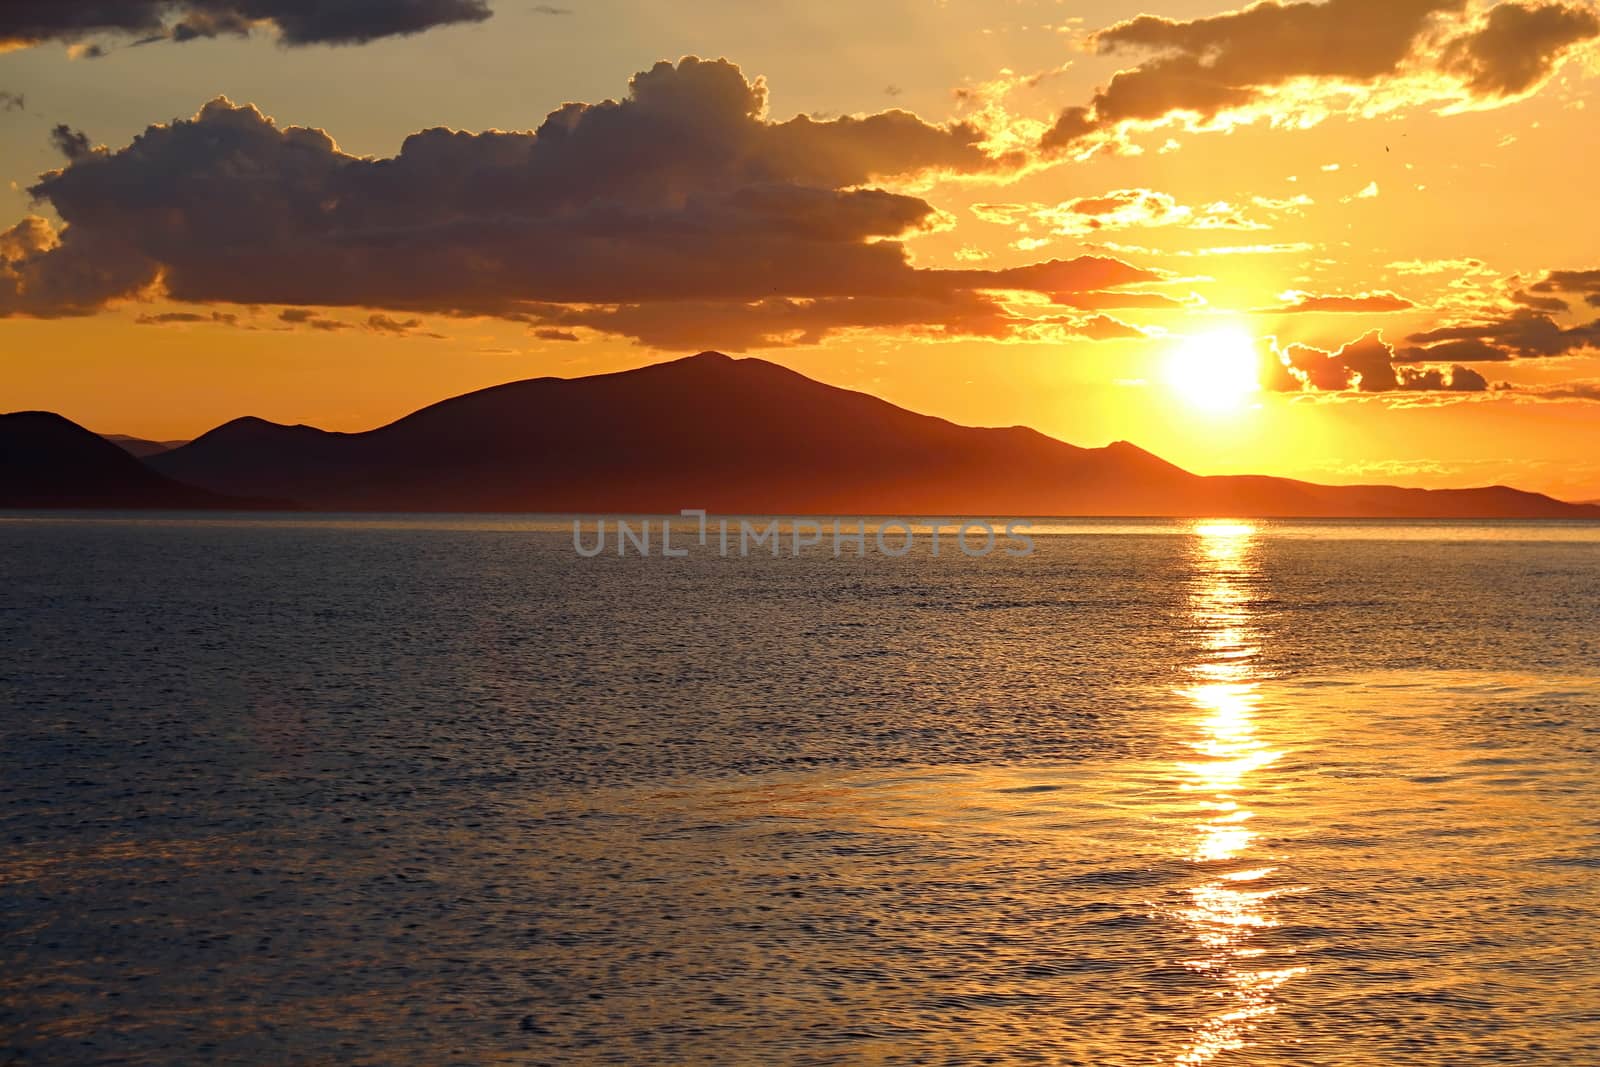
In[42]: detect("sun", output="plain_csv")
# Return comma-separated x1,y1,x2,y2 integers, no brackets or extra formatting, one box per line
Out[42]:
1165,328,1262,412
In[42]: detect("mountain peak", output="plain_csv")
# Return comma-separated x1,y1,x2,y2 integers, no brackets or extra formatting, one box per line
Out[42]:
648,350,787,377
2,410,82,430
189,415,333,446
108,360,1600,518
0,410,257,508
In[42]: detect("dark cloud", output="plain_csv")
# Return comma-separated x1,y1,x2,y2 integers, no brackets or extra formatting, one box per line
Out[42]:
1408,363,1488,391
1045,0,1459,149
514,291,1158,352
1270,290,1415,313
947,258,1158,293
1268,330,1490,393
49,124,93,160
0,59,1155,349
1510,288,1569,313
278,307,350,331
1441,2,1600,95
366,313,422,334
1530,268,1600,309
1532,268,1600,291
160,9,252,43
1275,340,1355,391
0,215,153,316
1041,106,1096,152
1042,0,1598,152
518,291,1032,352
1392,337,1511,363
366,313,445,338
1405,308,1600,359
1335,331,1401,391
529,4,570,13
135,309,239,326
0,1,493,50
533,327,579,342
0,92,24,112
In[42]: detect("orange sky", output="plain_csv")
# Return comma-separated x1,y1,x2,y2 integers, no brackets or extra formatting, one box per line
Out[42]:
3,0,1600,500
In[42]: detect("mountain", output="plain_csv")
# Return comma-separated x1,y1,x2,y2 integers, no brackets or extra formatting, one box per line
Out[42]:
144,353,1600,518
102,433,190,458
0,412,264,509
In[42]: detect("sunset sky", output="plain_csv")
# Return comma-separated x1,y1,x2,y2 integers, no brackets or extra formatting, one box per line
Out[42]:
3,0,1600,499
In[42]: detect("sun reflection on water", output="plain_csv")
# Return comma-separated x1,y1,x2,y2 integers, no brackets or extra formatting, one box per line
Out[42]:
1173,521,1307,1066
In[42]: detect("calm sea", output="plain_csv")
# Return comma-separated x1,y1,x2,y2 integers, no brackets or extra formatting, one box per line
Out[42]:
2,515,1597,1065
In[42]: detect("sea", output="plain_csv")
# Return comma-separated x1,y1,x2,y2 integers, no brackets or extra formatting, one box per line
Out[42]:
2,514,1597,1065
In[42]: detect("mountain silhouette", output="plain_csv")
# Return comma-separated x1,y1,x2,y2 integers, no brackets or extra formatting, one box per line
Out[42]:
137,353,1600,518
0,412,260,509
102,433,190,458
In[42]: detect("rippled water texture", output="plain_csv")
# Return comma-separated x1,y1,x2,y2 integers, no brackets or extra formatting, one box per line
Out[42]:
2,516,1598,1064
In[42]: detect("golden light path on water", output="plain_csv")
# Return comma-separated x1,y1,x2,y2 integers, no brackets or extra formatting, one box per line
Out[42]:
1173,522,1308,1066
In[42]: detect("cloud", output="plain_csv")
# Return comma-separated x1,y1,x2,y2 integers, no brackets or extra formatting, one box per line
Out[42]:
1393,336,1512,362
1518,379,1600,401
1251,194,1314,212
973,189,1271,236
1530,268,1600,307
1440,1,1600,95
1266,330,1489,393
278,307,351,331
533,327,579,342
366,313,421,334
1071,314,1149,341
0,1,493,51
1397,363,1489,391
1388,257,1488,275
365,313,445,338
1092,239,1316,258
1404,307,1600,359
1532,268,1600,292
1051,290,1187,310
0,60,1155,350
1040,106,1097,152
518,292,1026,351
509,282,1167,353
49,124,93,160
1267,290,1415,313
0,214,154,316
135,309,239,326
0,92,23,112
1510,288,1569,313
1041,0,1600,153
